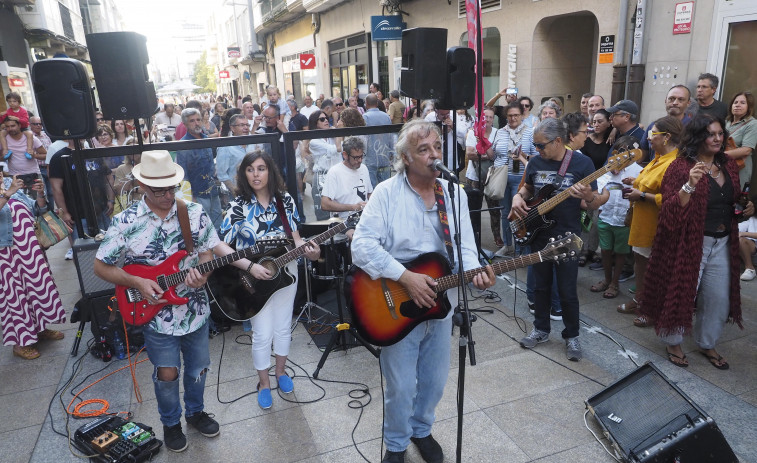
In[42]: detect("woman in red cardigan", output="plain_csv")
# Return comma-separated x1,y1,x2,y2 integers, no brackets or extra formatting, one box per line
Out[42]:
640,114,750,369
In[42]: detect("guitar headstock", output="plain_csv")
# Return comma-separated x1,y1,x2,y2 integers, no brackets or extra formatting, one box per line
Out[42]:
344,210,363,229
539,233,584,263
256,235,292,250
607,148,642,172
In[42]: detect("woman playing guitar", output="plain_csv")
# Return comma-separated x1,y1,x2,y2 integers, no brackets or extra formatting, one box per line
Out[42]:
219,151,320,410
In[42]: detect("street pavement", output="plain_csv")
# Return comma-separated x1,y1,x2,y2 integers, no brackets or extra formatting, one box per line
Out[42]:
2,216,756,463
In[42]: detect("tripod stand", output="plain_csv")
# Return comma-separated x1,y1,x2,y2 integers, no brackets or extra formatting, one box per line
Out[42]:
312,248,379,379
291,258,334,333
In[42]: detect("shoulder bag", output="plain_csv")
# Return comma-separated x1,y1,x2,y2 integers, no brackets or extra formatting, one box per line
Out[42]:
483,131,508,200
34,209,72,250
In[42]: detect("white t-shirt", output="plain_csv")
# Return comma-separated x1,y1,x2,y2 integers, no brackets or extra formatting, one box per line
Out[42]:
739,216,757,244
321,162,373,218
464,128,497,182
300,104,318,120
596,163,643,227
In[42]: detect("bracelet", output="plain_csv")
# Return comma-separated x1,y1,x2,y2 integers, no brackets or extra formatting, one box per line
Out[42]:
681,182,695,194
247,262,254,273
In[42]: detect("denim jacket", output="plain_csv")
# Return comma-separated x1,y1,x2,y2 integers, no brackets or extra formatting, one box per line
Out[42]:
0,185,47,248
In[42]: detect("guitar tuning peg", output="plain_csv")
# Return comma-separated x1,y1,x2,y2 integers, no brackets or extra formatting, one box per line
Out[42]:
549,237,555,242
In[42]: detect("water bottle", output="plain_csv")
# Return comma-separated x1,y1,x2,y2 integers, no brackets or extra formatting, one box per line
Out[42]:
113,329,126,360
734,182,750,222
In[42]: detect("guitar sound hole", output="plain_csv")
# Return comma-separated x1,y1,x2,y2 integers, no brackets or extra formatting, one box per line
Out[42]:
399,300,431,319
261,260,278,274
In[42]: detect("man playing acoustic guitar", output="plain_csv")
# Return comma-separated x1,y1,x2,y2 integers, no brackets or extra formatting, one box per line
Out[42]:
94,150,258,453
351,120,495,463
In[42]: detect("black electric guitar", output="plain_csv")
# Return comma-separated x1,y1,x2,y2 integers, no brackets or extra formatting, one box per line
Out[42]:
509,148,642,245
236,212,361,319
346,234,582,346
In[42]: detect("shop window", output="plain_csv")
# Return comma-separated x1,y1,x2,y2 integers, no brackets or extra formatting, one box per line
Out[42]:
460,28,501,106
721,20,757,102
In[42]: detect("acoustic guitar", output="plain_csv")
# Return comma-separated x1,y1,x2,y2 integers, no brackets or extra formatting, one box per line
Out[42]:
509,148,642,245
346,234,582,346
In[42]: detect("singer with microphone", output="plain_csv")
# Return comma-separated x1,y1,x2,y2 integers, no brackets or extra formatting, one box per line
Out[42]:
352,120,494,463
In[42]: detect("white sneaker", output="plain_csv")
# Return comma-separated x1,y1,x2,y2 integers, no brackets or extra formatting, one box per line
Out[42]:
65,248,74,260
740,268,756,281
494,245,513,257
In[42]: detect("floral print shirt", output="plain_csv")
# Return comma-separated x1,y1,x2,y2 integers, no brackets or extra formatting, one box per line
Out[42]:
96,199,220,335
220,192,299,249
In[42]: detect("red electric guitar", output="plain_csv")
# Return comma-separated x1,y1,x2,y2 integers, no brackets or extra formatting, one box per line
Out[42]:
116,236,290,325
346,234,582,346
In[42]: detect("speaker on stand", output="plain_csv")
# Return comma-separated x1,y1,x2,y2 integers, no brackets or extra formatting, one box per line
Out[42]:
400,28,447,101
586,362,737,462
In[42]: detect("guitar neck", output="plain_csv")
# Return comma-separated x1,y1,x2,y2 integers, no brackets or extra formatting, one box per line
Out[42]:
165,245,259,287
435,251,545,293
273,222,348,267
537,164,611,215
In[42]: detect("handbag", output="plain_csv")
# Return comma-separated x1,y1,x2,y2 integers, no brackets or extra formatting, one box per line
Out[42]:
725,136,744,170
483,164,508,200
624,204,634,227
34,209,72,250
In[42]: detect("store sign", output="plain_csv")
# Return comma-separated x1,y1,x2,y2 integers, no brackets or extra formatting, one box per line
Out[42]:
673,2,694,35
299,54,316,70
219,70,230,79
227,47,241,58
598,35,615,64
8,78,24,87
371,16,405,41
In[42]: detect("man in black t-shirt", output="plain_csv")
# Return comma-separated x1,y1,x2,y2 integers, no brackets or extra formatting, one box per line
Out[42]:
286,99,308,132
695,73,729,120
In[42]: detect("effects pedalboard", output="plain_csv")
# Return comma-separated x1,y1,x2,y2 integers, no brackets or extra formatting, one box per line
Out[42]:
73,416,162,462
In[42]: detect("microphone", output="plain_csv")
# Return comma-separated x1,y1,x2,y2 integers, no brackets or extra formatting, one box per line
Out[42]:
432,159,458,182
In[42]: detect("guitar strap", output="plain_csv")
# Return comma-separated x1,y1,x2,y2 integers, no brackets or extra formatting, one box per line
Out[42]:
433,180,455,266
551,149,574,191
176,199,194,254
274,194,293,238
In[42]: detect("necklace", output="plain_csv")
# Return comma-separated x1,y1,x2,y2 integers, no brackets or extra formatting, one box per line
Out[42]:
697,158,720,179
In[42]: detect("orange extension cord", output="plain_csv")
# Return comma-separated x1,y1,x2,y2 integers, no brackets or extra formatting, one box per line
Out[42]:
67,301,147,418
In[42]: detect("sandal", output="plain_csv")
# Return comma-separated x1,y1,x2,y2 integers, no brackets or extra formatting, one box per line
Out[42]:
603,284,619,299
617,298,638,314
699,350,729,370
13,345,41,360
666,347,688,367
578,255,588,267
590,280,609,292
38,329,64,341
633,315,654,327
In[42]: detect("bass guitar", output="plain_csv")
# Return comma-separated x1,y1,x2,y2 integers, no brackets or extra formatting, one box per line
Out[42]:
116,236,290,325
509,148,641,245
237,212,361,319
346,234,582,346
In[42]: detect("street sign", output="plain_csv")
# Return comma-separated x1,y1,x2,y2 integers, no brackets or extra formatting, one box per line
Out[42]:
227,47,241,58
9,78,24,87
219,70,230,79
299,54,316,70
371,16,405,41
673,2,694,35
598,35,615,64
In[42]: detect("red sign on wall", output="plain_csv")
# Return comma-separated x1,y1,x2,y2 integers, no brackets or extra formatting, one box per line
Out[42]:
219,70,230,79
673,2,694,35
299,54,316,70
9,78,24,87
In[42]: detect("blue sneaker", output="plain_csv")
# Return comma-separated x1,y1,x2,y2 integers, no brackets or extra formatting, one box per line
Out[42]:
257,387,272,409
3,151,11,160
24,152,33,160
278,375,293,394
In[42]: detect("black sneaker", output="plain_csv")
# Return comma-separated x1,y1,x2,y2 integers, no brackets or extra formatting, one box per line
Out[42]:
186,411,220,437
163,423,187,452
550,308,563,321
382,449,406,463
618,270,635,282
588,261,604,271
410,435,443,463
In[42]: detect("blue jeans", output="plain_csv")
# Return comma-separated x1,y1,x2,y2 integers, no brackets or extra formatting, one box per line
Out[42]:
500,173,524,247
196,188,222,231
530,235,579,338
380,315,451,452
143,321,211,427
368,166,391,188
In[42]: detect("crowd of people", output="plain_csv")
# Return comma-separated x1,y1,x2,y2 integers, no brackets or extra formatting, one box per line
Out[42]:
1,69,755,462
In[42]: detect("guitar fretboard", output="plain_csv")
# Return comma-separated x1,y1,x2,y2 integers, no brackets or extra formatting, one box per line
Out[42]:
272,222,349,269
164,245,262,287
434,251,545,293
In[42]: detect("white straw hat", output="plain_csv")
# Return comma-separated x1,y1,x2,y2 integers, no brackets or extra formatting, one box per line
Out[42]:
132,150,185,187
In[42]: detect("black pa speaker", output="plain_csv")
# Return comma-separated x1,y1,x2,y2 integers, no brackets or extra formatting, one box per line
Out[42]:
586,363,737,462
31,58,96,139
86,32,157,120
400,28,447,101
437,47,476,110
73,238,115,298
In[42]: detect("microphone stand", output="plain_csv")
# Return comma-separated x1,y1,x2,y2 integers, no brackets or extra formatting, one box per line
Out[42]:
443,127,479,463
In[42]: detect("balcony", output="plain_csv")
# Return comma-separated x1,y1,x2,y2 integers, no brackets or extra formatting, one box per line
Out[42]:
254,0,306,35
0,0,35,5
302,0,347,13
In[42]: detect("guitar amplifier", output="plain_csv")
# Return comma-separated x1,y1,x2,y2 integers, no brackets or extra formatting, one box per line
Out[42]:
586,362,737,462
73,238,115,298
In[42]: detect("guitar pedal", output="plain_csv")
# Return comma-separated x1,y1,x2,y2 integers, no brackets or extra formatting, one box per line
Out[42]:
91,430,119,452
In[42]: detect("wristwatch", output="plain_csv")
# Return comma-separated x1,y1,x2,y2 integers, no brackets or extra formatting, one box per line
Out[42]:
0,192,7,199
640,191,647,201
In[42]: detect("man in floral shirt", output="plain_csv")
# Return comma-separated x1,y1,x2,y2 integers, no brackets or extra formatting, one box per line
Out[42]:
94,150,255,452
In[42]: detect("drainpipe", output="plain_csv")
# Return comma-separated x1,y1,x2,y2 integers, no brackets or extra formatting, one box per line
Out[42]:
626,0,647,111
612,0,630,104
